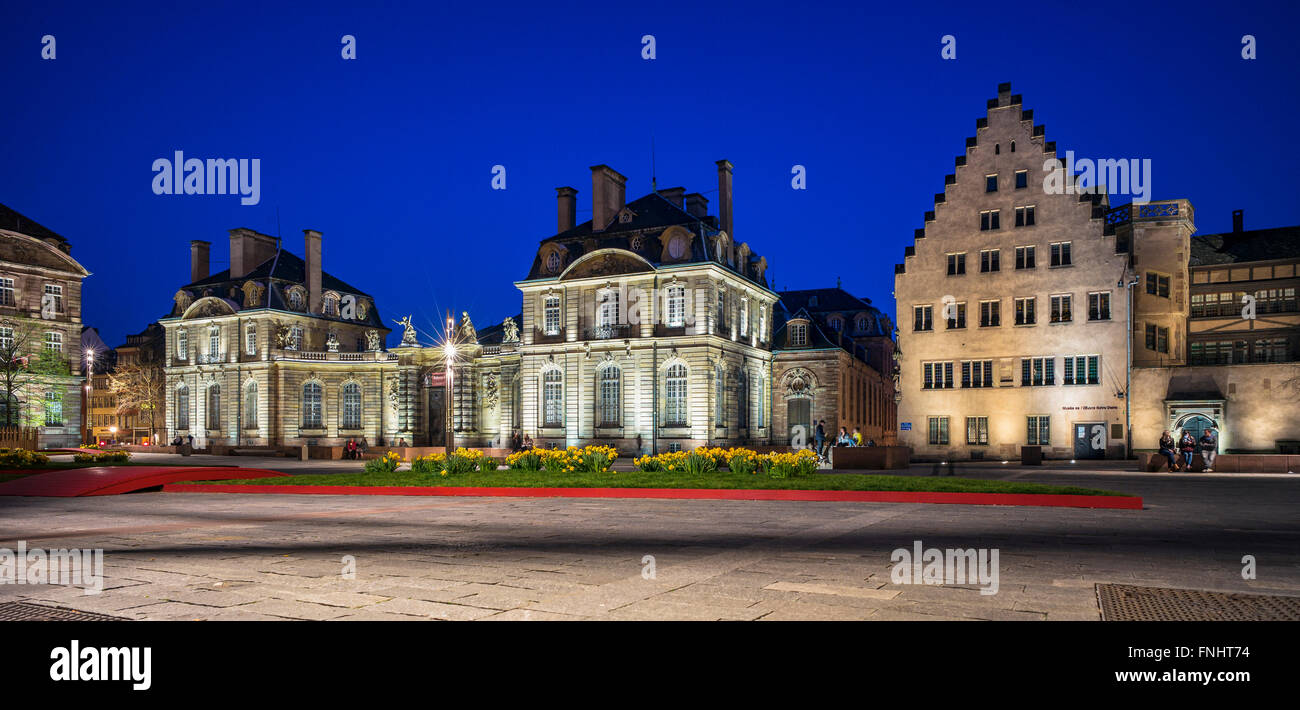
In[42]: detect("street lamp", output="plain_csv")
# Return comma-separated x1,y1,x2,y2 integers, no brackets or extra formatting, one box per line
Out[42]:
84,348,95,444
443,312,456,454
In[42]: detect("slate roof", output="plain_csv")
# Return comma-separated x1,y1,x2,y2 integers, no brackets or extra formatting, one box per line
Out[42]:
1189,225,1300,266
524,191,767,287
777,288,894,337
0,203,68,244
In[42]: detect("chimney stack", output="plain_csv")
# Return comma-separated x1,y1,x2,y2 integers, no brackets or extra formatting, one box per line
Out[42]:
1233,209,1244,233
716,159,734,236
590,165,627,231
660,186,686,209
684,193,709,219
190,240,210,283
304,230,322,314
229,228,278,279
556,187,578,233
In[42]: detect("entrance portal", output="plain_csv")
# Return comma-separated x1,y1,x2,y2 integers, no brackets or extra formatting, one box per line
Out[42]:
1073,421,1107,459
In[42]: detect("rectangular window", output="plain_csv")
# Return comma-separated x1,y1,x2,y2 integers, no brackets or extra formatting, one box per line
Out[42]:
0,326,11,351
1021,357,1054,386
1015,246,1035,269
1050,294,1072,323
44,331,62,353
1027,415,1050,445
1014,206,1036,227
666,286,685,327
922,362,954,390
0,278,14,306
597,289,620,327
1063,355,1100,385
928,416,950,445
543,371,564,427
979,300,1000,327
544,296,561,335
979,249,1000,273
789,323,808,346
1014,297,1036,325
1145,272,1170,298
739,298,749,337
913,305,933,332
945,302,966,329
1088,292,1111,321
45,391,63,427
44,284,64,313
1050,242,1071,267
979,210,1001,231
947,253,966,275
1014,170,1028,189
985,174,998,192
961,360,994,388
966,416,989,445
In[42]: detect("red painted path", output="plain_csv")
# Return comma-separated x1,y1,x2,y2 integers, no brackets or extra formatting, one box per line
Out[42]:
162,484,1143,509
0,467,287,497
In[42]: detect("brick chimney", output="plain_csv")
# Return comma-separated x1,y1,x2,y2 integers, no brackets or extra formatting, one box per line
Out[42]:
556,186,578,233
716,159,734,236
685,193,709,219
229,228,278,278
590,165,627,231
190,240,210,283
304,229,322,314
1233,209,1244,233
660,186,686,208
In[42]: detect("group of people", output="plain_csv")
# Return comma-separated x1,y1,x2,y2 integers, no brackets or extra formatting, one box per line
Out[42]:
343,437,369,460
1157,426,1218,472
509,430,535,452
812,420,875,461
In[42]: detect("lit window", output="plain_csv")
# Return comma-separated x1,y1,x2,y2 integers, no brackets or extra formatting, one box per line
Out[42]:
666,286,685,327
342,382,362,429
544,296,561,335
542,370,563,427
302,382,323,428
207,384,221,429
598,367,620,427
665,364,687,426
44,331,62,353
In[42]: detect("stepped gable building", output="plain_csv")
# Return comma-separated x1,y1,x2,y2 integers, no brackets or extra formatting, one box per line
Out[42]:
160,228,396,450
894,83,1131,461
771,288,898,445
1127,210,1300,454
0,203,89,447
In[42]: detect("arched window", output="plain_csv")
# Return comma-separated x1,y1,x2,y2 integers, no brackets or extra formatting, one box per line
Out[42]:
665,364,687,426
302,382,322,428
176,384,190,429
666,285,685,327
714,365,725,425
323,294,339,317
542,370,563,427
828,316,843,332
288,288,305,311
598,367,620,427
342,382,362,429
243,381,257,430
245,322,257,355
177,329,188,359
207,384,221,429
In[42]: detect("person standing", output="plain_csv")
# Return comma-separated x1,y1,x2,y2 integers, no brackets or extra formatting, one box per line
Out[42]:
815,420,827,458
1178,429,1197,471
1199,427,1218,472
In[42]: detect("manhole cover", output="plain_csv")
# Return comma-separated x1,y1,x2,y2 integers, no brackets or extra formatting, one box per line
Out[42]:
0,601,129,621
1097,584,1300,621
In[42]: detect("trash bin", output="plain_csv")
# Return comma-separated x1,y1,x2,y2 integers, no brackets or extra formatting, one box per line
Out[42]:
180,444,192,457
1021,445,1042,465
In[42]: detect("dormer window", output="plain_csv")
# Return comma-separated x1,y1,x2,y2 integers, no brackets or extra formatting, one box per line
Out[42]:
619,210,633,224
855,315,869,333
630,236,644,251
789,322,808,347
287,287,305,311
828,316,843,332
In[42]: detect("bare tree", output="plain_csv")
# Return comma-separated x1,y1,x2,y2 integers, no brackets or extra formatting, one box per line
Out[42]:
107,347,165,444
0,318,71,428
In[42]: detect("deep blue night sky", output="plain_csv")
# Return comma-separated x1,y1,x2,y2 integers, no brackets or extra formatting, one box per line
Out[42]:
3,0,1297,348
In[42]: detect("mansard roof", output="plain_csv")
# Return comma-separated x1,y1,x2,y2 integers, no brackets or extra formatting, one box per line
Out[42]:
1189,225,1300,266
0,203,69,246
524,191,768,287
778,287,893,337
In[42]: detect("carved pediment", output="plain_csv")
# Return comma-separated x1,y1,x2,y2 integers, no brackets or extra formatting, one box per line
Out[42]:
559,249,654,280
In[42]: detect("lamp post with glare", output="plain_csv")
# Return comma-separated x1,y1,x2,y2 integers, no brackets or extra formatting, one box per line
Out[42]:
444,311,456,454
83,348,95,444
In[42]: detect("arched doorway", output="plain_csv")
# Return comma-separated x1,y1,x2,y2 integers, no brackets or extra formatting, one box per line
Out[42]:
1175,413,1216,441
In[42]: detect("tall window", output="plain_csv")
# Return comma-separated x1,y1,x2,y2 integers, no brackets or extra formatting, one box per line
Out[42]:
913,305,933,331
289,325,303,350
1050,242,1072,267
245,322,257,355
665,364,687,426
1027,416,1051,445
739,298,749,337
302,382,322,428
207,384,221,429
947,253,966,275
44,284,63,313
1145,272,1170,298
716,289,726,328
176,384,190,429
323,294,339,317
543,295,561,335
44,331,62,353
542,370,563,427
1015,245,1036,269
1145,324,1169,353
209,325,221,358
928,416,949,445
243,382,258,430
177,329,188,359
1014,297,1036,325
342,382,362,429
1088,292,1111,321
1050,294,1072,323
598,367,620,426
737,372,748,429
44,390,62,426
714,365,725,425
597,289,620,327
288,289,305,311
828,316,843,331
985,174,998,192
0,278,14,306
945,302,966,329
789,323,808,346
966,417,989,445
666,285,685,327
1014,170,1028,189
0,326,12,351
755,375,764,428
758,305,767,341
980,249,1000,273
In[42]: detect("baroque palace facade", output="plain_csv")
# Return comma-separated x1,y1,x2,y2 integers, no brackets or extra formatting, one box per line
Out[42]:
158,162,899,455
896,83,1300,460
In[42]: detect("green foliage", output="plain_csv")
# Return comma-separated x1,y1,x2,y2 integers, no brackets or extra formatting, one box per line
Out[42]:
0,448,50,468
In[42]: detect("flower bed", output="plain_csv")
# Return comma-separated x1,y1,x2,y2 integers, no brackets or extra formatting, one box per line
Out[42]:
0,448,50,469
635,446,817,478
